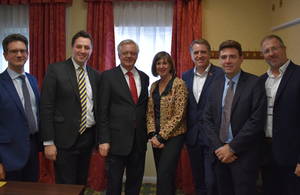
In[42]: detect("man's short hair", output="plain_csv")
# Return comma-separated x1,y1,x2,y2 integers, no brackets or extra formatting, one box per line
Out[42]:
151,51,176,77
2,34,28,53
71,30,93,48
219,40,242,57
117,39,139,54
189,39,211,54
260,35,285,53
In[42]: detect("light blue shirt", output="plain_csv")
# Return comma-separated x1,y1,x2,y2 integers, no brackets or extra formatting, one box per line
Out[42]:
222,71,241,144
7,67,38,131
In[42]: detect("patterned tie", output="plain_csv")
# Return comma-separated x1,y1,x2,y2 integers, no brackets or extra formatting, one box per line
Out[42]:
127,72,138,104
78,67,87,134
19,75,37,134
219,80,234,143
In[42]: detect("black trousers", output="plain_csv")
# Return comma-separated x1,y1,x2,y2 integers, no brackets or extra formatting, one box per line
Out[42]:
261,142,300,195
54,126,95,185
213,158,258,195
187,141,218,195
106,141,146,195
153,133,185,195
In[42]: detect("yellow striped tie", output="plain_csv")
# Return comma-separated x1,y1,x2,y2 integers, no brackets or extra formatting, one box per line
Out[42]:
78,67,87,134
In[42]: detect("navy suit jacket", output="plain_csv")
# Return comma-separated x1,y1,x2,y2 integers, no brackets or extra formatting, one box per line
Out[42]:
0,69,40,171
204,70,267,171
40,58,101,149
98,65,149,156
261,61,300,166
182,64,224,146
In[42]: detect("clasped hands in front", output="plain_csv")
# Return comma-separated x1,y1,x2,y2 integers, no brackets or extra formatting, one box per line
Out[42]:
215,144,237,164
150,135,164,149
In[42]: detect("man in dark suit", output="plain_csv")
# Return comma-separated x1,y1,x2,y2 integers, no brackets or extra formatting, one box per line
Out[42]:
98,39,149,194
182,39,223,195
203,40,267,195
40,30,101,185
260,35,300,195
0,34,40,182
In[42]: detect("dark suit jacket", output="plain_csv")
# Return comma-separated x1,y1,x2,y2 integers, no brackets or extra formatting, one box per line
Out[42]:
0,70,40,171
98,65,149,156
261,61,300,166
40,58,101,149
182,64,224,146
204,70,267,171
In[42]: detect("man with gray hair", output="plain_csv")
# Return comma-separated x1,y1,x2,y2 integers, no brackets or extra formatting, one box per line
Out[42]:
98,39,149,194
182,39,223,195
260,35,300,195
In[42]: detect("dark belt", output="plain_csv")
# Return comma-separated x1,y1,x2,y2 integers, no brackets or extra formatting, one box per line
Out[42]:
266,137,272,143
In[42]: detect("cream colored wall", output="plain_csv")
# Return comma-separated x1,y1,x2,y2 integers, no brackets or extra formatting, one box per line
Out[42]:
201,0,270,75
67,0,300,178
268,0,300,64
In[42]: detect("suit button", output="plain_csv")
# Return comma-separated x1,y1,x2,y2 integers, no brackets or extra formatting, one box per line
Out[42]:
26,138,30,141
25,123,28,126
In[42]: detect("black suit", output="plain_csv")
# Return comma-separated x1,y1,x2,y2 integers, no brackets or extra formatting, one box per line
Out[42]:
182,64,223,195
204,71,267,195
98,65,149,194
40,58,100,184
260,61,300,195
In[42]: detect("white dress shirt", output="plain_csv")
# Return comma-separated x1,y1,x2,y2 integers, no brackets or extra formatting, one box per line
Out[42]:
265,59,290,138
193,63,211,103
120,65,141,97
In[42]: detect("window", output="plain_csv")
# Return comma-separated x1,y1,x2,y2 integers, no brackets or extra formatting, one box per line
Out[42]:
0,5,30,73
113,1,174,86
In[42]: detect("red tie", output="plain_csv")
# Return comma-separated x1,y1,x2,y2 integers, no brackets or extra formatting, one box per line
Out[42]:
127,72,138,104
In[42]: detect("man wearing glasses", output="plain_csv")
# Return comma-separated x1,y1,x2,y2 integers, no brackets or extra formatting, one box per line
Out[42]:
260,35,300,195
0,34,40,182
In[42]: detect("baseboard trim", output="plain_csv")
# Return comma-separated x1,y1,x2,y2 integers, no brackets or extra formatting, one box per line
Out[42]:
122,176,157,183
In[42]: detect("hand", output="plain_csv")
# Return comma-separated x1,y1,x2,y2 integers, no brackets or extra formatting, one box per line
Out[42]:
215,144,237,164
0,163,5,180
294,163,300,177
150,136,163,148
44,145,57,161
99,143,110,157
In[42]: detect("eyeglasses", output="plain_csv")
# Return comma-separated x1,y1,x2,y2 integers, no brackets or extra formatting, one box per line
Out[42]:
7,49,28,55
262,46,282,55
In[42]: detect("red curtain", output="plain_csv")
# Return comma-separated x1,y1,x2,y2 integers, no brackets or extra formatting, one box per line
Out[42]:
0,0,72,5
171,0,202,194
171,0,202,77
29,2,70,184
0,0,71,185
83,0,116,191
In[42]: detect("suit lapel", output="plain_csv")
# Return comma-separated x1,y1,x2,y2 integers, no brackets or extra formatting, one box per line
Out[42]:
65,58,80,101
231,71,246,112
215,78,225,126
186,69,198,105
1,70,27,118
275,61,295,103
199,65,217,104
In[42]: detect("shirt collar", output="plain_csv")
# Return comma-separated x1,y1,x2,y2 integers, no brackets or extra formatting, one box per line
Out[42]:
225,70,241,85
71,57,87,71
267,59,290,78
193,63,211,76
7,67,25,80
120,64,137,76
